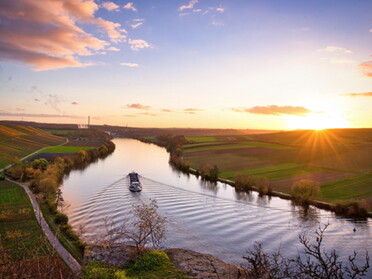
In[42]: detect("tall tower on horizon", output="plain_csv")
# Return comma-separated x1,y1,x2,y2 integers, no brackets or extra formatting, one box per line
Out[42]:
88,116,90,127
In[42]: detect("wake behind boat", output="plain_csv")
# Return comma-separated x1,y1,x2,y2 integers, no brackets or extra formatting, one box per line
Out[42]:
129,172,142,192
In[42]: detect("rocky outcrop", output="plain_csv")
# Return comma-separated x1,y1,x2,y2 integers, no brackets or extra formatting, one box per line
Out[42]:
165,248,245,279
84,245,137,266
84,246,245,279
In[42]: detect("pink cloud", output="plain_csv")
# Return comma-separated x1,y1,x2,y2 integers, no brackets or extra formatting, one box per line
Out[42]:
71,101,79,105
126,103,151,110
0,112,83,119
233,105,312,116
123,2,137,12
0,0,125,70
360,61,372,77
101,2,120,11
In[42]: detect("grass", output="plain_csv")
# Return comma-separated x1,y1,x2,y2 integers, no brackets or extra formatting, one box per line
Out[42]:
0,124,65,168
220,164,326,181
186,136,217,143
40,203,84,263
80,251,190,279
0,180,50,260
43,129,77,136
184,141,290,153
125,250,189,279
39,145,96,153
321,173,372,203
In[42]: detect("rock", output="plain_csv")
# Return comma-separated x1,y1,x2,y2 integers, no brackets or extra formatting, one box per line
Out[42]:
84,245,137,266
165,248,244,279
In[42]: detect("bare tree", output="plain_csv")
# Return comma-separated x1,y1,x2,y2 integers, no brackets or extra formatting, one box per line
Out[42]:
242,223,370,279
104,199,166,255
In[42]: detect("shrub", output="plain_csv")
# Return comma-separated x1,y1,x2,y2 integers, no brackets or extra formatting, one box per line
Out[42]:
37,177,58,194
291,179,321,205
55,213,68,225
235,174,255,191
127,250,169,271
256,177,271,195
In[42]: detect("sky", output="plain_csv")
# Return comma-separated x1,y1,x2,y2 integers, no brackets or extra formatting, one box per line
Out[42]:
0,0,371,130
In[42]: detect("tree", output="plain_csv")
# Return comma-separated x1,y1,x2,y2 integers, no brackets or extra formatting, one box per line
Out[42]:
242,223,370,279
291,179,321,205
105,199,166,255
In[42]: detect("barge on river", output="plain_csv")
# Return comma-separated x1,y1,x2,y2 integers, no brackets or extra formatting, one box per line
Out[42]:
129,172,142,192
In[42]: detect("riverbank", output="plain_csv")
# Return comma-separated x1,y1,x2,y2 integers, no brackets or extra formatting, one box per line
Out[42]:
136,135,372,218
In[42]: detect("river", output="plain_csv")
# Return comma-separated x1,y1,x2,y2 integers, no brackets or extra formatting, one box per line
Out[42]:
61,138,371,268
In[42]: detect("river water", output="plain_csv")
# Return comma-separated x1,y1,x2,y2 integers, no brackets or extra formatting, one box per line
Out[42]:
61,138,371,268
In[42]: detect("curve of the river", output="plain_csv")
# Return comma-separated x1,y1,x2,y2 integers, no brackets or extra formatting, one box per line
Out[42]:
61,138,371,270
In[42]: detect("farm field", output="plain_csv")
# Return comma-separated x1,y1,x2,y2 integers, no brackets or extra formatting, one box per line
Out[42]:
183,129,372,209
0,124,65,169
39,145,96,154
0,180,70,277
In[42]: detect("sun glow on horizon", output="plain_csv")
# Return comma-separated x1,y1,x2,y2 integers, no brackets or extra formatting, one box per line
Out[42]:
287,112,350,130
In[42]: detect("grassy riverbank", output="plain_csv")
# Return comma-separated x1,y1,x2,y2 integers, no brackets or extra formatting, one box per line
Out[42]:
0,180,71,278
181,129,372,211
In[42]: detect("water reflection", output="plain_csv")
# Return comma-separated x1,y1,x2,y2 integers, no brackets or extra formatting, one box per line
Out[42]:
199,179,219,195
290,203,320,223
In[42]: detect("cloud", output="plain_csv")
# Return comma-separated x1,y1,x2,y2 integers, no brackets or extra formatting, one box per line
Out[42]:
133,18,144,22
123,2,137,12
0,112,83,119
179,0,198,11
120,62,139,67
71,101,79,105
162,109,172,112
141,112,158,116
233,105,312,116
360,61,372,77
131,22,143,29
341,92,372,97
34,98,40,102
216,7,225,13
0,0,125,70
108,46,120,51
183,108,203,114
329,58,355,64
126,103,151,110
101,2,120,11
123,114,137,117
16,107,26,111
318,46,352,54
128,39,152,51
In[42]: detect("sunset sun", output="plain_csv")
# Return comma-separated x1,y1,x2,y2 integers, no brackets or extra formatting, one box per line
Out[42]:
287,112,350,130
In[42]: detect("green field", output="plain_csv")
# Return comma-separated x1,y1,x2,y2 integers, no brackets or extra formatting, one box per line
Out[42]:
186,136,217,143
0,180,51,260
0,124,65,168
40,145,96,153
43,129,77,136
182,129,372,209
321,174,372,203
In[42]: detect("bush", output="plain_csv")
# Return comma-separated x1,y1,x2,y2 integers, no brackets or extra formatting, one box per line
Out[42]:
256,177,271,195
291,179,321,205
55,213,68,225
127,250,169,271
80,261,128,279
235,174,255,191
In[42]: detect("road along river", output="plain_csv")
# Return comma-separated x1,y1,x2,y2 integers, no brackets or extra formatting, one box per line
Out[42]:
61,138,371,269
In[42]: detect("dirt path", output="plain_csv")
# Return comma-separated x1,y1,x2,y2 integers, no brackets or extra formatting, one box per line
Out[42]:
6,178,82,273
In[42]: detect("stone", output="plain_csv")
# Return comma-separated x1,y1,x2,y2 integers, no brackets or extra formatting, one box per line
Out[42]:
165,248,245,279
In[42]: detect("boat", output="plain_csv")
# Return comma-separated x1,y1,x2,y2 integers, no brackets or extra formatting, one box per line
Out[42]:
129,172,142,192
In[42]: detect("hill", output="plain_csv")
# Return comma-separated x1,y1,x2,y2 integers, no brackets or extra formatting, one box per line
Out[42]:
0,124,65,169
